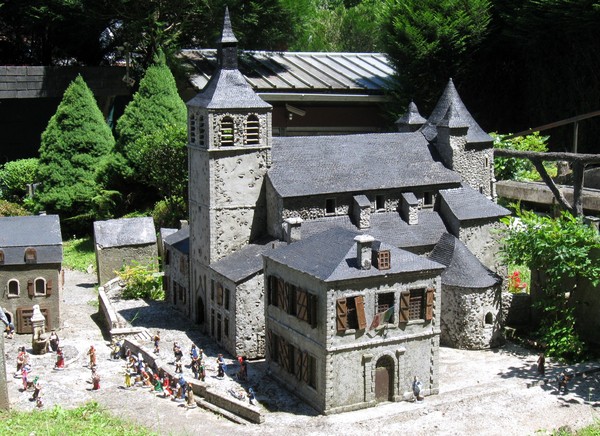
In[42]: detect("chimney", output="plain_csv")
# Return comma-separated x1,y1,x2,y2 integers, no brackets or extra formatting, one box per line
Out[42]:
353,195,371,229
400,192,419,225
180,220,189,229
354,234,374,270
283,217,303,244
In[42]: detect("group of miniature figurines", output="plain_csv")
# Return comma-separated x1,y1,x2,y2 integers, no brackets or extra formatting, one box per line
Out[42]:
14,346,43,407
172,341,207,381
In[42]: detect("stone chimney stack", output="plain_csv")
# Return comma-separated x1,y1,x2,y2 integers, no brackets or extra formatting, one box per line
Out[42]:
283,217,303,244
355,234,374,270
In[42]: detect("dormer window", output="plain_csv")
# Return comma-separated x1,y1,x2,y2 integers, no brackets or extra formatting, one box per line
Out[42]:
220,116,234,146
246,115,260,145
423,192,434,208
25,247,37,264
375,195,385,211
373,249,390,270
325,198,336,215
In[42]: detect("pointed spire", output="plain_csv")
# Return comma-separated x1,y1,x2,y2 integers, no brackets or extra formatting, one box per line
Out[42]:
395,101,427,132
221,7,238,44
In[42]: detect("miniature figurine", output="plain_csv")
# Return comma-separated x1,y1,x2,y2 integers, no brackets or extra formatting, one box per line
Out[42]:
5,322,15,339
537,352,546,376
54,347,65,369
163,375,173,398
111,340,122,360
21,366,30,391
91,368,101,390
124,370,132,388
153,331,161,355
141,370,152,387
191,358,200,379
199,361,206,382
248,387,255,405
557,369,573,393
153,374,164,394
31,376,41,401
16,346,27,373
49,331,59,352
87,345,97,368
177,375,187,400
217,354,226,378
413,376,424,402
186,384,195,407
237,356,248,381
190,344,199,361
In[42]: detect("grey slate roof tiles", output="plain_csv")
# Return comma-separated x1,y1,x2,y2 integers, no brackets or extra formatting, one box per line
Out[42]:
0,215,63,265
420,79,493,145
439,186,510,221
164,227,189,255
211,239,286,284
264,227,444,283
269,132,462,198
93,217,156,248
430,233,500,288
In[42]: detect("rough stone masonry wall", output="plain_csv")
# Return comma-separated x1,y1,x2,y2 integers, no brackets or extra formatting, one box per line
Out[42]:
234,274,266,359
440,284,503,349
97,244,158,286
459,220,507,274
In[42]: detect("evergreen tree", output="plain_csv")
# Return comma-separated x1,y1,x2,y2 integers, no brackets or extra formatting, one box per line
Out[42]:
116,51,186,165
36,75,115,232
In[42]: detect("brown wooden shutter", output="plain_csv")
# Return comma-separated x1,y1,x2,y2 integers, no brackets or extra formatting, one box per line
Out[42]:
301,352,309,383
268,276,276,306
308,294,318,328
355,295,367,330
279,338,289,371
425,287,434,321
295,347,303,380
296,289,308,322
336,298,348,332
277,279,288,312
27,279,34,297
399,291,410,323
46,279,53,296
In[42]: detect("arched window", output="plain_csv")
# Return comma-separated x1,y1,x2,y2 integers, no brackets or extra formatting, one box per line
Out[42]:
220,116,234,146
8,279,19,297
35,278,46,295
25,247,37,264
485,312,494,325
246,115,260,145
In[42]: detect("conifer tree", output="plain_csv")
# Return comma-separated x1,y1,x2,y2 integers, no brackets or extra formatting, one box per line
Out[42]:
36,75,116,232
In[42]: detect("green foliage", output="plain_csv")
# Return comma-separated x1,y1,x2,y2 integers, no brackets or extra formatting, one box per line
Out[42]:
381,0,491,113
0,401,155,435
36,75,116,235
0,158,39,202
501,208,600,360
0,200,29,217
152,196,187,229
492,132,553,181
63,237,96,272
118,261,164,300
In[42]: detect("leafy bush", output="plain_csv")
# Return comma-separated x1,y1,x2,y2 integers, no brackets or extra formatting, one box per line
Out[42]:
0,199,29,217
492,132,554,181
118,261,164,300
63,237,96,272
0,158,38,201
152,196,187,229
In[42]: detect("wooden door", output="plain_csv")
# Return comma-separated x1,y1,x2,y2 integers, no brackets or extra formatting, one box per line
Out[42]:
375,356,394,402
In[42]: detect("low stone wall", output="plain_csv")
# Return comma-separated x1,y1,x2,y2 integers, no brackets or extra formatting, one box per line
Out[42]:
122,338,264,424
97,278,128,332
501,292,531,327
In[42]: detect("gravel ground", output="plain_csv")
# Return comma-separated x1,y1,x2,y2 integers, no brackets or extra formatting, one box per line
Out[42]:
4,269,600,435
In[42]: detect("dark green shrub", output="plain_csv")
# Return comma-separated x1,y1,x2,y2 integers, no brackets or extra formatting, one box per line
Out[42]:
0,158,39,202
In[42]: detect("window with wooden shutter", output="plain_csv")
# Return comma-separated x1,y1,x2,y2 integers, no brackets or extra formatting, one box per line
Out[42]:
221,116,234,146
354,295,367,330
278,337,289,371
425,287,435,321
246,115,260,145
296,288,308,322
287,283,297,315
409,288,425,320
308,354,317,389
46,279,53,296
35,278,46,295
277,278,288,312
308,294,318,328
295,347,303,380
301,351,309,383
336,298,348,332
399,290,410,323
27,279,34,297
216,282,223,305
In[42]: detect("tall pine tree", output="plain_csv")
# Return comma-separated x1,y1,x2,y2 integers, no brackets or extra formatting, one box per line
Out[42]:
36,75,115,233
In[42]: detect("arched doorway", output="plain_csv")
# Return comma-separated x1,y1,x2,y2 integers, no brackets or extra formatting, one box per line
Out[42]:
196,297,205,325
375,355,394,402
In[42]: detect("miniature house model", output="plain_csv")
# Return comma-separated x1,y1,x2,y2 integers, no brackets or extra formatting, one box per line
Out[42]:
166,10,510,413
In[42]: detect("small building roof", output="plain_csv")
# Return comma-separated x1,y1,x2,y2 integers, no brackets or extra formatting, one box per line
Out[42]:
439,186,510,222
164,227,189,256
0,215,62,265
211,239,286,284
93,217,156,249
430,233,500,288
269,132,462,198
420,79,492,145
264,227,444,283
395,101,426,127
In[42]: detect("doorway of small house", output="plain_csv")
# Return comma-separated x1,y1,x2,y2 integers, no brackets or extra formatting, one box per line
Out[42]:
196,297,204,324
375,355,394,402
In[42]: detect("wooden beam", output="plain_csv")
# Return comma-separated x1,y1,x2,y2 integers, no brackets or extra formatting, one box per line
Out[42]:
509,109,600,138
572,163,585,216
529,159,573,213
494,149,600,164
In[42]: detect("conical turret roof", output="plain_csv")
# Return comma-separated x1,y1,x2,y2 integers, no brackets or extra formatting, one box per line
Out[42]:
395,101,427,127
420,79,492,144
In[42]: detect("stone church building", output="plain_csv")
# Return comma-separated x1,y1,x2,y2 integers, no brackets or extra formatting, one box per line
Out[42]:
166,10,509,412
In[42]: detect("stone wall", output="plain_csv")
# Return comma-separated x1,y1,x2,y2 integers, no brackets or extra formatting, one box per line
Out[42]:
501,292,531,327
96,244,158,286
440,284,503,349
0,331,8,409
459,220,507,274
234,275,265,359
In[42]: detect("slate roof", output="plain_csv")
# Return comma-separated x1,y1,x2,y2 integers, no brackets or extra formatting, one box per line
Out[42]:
420,79,492,144
0,215,62,265
396,101,426,126
211,239,286,284
439,186,510,221
269,132,462,198
263,227,444,283
164,227,189,256
430,233,500,288
93,217,156,249
182,50,394,94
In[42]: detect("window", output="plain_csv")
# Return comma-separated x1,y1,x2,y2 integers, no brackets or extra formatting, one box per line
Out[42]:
373,249,390,270
399,288,434,323
376,195,385,211
0,249,4,264
268,276,318,328
485,156,489,168
268,329,317,390
179,256,186,274
35,278,46,295
225,288,230,311
211,280,215,301
485,312,494,325
25,247,37,264
198,116,205,147
216,282,223,306
220,116,234,146
16,307,50,334
246,115,260,145
164,249,170,265
8,279,19,297
336,296,366,332
224,317,229,338
211,309,215,336
189,113,197,144
217,313,222,341
423,192,434,208
325,198,336,215
377,292,395,323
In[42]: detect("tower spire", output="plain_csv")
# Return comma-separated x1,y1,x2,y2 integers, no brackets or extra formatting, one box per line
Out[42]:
219,7,238,69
